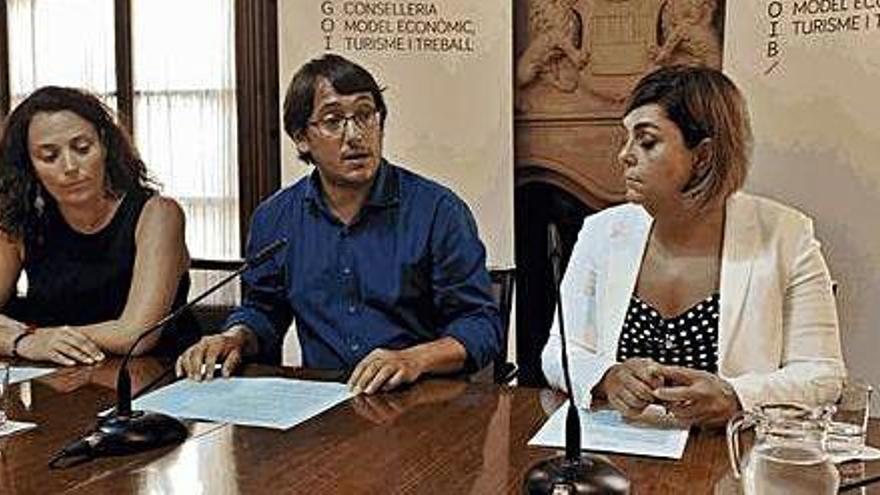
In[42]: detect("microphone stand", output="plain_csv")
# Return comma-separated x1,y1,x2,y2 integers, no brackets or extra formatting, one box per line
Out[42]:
50,238,287,467
524,224,629,494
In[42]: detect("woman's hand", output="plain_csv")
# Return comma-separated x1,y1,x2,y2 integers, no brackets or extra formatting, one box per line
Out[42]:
0,314,26,332
653,366,741,428
17,326,105,366
595,357,665,417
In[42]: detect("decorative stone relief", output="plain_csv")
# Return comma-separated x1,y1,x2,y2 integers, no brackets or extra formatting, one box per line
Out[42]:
652,0,722,68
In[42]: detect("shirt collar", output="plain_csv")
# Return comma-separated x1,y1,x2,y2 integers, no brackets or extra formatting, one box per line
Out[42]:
363,159,399,208
304,159,400,211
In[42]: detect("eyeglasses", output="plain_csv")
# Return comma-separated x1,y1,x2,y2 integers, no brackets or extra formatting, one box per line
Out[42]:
308,107,380,138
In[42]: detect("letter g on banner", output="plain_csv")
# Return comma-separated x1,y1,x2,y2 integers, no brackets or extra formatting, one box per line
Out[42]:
321,1,334,15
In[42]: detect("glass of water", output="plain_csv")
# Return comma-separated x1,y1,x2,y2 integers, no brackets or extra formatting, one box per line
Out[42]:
825,378,873,456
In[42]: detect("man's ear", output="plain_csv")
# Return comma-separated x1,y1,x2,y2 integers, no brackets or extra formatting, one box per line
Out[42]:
294,131,310,154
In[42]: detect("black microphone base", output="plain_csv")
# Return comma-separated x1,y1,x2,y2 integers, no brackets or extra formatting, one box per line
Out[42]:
95,411,188,456
524,454,630,494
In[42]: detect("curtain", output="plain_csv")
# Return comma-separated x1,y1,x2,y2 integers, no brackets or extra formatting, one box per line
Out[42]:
132,0,239,263
8,0,116,108
8,0,116,298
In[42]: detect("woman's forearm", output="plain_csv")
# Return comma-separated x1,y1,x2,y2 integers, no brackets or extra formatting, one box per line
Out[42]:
64,319,161,356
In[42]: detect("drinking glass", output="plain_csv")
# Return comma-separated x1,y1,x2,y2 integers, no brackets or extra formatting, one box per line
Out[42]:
813,376,874,457
826,379,873,456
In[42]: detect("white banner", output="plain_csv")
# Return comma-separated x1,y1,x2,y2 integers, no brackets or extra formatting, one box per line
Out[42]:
278,0,514,269
724,1,880,412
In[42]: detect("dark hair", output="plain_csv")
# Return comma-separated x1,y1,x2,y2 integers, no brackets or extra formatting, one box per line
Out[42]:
625,65,752,207
0,86,157,240
282,54,387,163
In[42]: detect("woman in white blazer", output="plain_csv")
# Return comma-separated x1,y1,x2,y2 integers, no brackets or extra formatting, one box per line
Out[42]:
541,66,844,427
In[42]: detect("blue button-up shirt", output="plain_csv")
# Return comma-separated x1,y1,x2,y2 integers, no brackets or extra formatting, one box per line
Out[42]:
225,161,502,371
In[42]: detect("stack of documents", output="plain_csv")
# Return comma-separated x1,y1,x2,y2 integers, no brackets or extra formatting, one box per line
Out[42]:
132,378,352,430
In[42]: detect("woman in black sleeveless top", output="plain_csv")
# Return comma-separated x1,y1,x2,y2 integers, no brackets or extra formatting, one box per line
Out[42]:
0,86,197,363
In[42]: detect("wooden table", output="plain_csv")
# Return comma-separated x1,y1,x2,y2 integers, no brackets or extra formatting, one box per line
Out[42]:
0,358,877,494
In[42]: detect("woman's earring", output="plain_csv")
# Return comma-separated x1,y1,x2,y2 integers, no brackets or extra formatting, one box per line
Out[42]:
34,186,45,216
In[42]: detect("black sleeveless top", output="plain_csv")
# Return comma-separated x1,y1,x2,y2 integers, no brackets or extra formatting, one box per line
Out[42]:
3,191,198,356
616,293,720,373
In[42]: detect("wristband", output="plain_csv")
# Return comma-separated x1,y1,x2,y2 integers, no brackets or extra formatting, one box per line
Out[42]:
11,324,37,358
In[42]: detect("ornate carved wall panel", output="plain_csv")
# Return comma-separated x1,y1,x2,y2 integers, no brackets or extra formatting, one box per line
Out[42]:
516,121,624,209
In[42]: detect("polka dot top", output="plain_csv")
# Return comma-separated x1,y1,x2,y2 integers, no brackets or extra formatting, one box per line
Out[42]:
616,293,720,373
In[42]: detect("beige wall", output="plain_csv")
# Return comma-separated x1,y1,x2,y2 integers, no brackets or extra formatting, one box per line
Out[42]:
725,3,880,413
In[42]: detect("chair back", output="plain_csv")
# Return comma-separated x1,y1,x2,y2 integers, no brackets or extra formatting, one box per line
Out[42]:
189,258,243,335
489,268,517,383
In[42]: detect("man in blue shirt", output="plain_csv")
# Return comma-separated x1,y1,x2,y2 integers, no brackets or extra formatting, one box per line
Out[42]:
176,54,501,394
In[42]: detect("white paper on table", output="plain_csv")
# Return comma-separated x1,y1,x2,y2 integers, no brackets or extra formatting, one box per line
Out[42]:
529,404,690,459
131,377,352,430
9,367,55,384
0,420,37,438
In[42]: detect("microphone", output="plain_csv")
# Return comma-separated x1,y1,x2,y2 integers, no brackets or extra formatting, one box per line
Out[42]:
50,238,288,468
524,224,629,494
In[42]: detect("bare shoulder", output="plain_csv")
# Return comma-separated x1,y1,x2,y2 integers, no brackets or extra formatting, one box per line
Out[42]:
136,195,186,237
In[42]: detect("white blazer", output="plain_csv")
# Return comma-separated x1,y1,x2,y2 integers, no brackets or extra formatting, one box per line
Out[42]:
541,192,845,410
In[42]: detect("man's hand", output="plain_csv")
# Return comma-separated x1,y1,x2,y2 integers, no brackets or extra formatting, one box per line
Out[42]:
347,348,425,395
652,366,741,428
18,326,105,366
175,327,252,381
595,358,665,417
